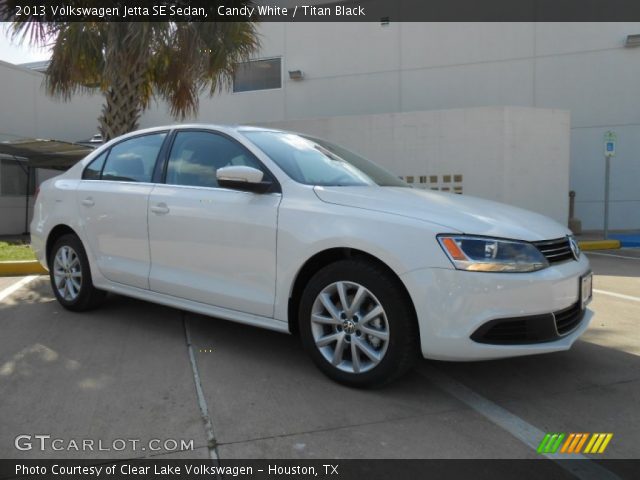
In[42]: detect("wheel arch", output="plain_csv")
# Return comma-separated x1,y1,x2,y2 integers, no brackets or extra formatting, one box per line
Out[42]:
287,247,418,336
46,224,80,267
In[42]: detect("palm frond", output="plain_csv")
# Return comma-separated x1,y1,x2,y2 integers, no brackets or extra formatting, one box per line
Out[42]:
7,3,261,134
45,23,105,98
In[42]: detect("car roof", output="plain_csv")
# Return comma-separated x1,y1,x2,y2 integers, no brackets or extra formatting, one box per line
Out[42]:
129,124,286,135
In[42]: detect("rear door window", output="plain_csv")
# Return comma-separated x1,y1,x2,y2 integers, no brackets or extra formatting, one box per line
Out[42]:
101,133,167,183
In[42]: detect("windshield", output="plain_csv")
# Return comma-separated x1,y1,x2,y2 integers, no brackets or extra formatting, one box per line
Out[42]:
243,131,408,187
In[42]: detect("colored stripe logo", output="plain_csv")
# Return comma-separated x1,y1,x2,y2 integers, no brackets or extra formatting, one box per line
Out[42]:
537,433,613,454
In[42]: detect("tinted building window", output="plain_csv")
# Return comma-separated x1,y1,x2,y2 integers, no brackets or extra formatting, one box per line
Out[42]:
233,58,281,93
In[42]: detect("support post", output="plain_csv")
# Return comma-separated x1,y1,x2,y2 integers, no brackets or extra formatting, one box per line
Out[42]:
23,165,30,235
603,156,610,240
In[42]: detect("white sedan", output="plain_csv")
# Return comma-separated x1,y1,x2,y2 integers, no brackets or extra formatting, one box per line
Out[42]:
31,125,593,387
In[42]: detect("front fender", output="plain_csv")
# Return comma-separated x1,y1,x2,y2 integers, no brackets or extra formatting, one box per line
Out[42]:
273,196,455,321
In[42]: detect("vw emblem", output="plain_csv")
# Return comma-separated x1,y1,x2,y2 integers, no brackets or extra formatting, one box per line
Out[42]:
568,236,581,260
343,320,356,335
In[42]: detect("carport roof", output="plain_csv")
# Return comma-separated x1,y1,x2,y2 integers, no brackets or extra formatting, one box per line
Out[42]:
0,138,95,170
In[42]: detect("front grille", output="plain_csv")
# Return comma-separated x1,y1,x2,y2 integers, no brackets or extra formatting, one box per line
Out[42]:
471,301,585,345
533,237,574,265
554,301,584,335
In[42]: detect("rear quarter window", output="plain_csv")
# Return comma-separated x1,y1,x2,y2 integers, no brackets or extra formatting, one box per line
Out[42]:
82,151,108,180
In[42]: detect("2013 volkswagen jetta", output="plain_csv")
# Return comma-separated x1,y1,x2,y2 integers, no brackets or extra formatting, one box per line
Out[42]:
31,125,593,386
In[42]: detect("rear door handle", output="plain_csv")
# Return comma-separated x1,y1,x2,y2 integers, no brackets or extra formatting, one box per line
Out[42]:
150,203,170,215
81,197,94,207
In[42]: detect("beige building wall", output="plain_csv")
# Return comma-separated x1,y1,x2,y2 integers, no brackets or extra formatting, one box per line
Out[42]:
0,60,102,141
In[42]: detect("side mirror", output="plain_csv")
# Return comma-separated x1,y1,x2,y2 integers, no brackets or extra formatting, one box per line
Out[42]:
216,166,273,193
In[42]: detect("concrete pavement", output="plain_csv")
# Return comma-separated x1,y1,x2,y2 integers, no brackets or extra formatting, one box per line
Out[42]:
0,279,208,459
0,250,638,463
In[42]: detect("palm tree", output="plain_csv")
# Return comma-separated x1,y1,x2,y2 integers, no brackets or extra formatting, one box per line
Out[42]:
6,15,259,140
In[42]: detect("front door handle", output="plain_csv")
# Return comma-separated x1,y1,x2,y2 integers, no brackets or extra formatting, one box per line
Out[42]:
150,203,170,215
81,197,94,207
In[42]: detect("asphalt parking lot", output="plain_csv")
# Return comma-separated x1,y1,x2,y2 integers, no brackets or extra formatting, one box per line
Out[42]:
0,250,638,466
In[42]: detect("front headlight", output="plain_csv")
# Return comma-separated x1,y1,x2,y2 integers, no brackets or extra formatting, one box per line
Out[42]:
437,235,549,272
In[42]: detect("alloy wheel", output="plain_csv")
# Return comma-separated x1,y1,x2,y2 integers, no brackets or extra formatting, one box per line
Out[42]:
310,281,390,374
53,245,82,302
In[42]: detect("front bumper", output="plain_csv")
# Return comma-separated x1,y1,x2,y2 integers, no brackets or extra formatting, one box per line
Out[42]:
401,254,593,361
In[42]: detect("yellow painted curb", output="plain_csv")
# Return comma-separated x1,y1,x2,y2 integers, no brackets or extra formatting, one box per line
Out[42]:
578,240,621,251
0,260,48,276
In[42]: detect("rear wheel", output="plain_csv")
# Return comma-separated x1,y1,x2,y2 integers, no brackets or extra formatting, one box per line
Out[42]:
49,234,106,311
298,259,419,387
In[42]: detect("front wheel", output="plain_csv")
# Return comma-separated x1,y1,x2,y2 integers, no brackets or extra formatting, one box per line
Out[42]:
298,259,419,387
49,234,106,311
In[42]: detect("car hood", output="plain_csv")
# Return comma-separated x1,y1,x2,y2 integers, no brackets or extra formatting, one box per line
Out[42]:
313,186,570,241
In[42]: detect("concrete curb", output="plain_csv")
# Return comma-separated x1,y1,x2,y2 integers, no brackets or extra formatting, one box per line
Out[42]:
0,260,48,277
609,234,640,248
578,240,621,251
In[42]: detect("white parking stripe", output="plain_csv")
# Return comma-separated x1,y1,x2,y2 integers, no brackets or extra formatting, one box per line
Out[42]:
418,365,620,480
594,289,640,304
0,275,39,302
587,251,640,261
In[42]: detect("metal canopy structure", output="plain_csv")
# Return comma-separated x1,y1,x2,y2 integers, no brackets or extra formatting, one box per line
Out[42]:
0,138,96,234
0,138,95,170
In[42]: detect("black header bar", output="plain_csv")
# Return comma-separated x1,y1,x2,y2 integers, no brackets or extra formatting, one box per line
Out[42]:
1,459,639,480
2,0,640,22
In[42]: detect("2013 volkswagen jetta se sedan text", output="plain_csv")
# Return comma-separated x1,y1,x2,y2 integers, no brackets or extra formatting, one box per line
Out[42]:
31,125,593,386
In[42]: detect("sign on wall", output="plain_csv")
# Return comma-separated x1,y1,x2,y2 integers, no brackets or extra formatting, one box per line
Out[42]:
604,131,617,158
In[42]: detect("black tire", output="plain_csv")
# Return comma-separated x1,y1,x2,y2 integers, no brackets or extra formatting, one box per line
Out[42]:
48,233,106,311
298,259,419,388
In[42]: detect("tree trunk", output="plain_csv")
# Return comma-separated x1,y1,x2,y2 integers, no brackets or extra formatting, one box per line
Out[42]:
98,74,144,141
98,24,148,141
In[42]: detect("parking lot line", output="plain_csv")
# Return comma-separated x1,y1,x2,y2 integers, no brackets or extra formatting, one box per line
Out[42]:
183,315,219,462
418,364,620,480
594,289,640,304
0,275,39,302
